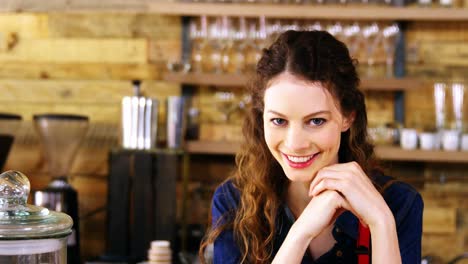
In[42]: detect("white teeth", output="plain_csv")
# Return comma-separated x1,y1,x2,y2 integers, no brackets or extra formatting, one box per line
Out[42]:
286,155,314,163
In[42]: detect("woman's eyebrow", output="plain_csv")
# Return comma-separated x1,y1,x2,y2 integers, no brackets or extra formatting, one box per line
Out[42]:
266,110,331,118
303,111,331,119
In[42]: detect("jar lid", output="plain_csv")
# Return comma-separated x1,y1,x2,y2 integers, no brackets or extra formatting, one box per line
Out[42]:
0,170,72,239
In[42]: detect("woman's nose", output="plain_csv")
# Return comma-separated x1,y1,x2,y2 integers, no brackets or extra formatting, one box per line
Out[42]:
284,125,310,151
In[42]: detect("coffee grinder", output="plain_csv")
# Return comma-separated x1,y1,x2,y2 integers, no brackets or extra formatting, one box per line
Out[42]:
0,113,22,170
32,114,89,264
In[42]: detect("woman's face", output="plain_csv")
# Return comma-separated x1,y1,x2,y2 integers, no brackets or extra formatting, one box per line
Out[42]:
263,72,353,183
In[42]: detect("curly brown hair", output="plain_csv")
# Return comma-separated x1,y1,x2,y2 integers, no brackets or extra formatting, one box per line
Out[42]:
199,30,377,263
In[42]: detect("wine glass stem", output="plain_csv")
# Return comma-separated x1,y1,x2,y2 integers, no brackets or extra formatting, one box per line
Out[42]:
386,56,394,77
367,56,374,77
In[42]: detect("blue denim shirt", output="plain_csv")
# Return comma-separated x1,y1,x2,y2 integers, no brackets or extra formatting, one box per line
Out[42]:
211,173,423,263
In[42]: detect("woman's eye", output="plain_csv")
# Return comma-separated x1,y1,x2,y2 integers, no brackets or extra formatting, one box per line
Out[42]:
309,118,326,126
271,118,287,126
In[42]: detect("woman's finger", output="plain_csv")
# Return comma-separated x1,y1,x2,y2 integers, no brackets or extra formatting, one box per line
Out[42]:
310,178,344,197
309,169,344,195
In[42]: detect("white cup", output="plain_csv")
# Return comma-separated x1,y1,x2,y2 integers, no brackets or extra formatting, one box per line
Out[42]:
433,131,443,150
419,132,436,150
461,134,468,151
400,128,418,150
442,129,460,151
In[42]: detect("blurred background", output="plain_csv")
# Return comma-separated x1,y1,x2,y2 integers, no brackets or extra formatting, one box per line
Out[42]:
0,0,467,263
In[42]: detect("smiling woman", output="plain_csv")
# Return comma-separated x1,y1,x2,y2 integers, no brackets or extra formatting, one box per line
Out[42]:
263,74,352,182
199,30,423,264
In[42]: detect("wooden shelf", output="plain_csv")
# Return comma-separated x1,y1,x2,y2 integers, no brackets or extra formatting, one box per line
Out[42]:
186,140,468,163
148,2,468,21
164,72,426,91
374,146,468,163
164,72,247,87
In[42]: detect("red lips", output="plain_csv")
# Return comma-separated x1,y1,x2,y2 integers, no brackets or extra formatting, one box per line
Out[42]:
282,153,319,169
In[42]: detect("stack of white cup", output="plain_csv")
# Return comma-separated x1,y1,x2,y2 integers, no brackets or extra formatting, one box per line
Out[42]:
148,240,172,264
401,128,468,151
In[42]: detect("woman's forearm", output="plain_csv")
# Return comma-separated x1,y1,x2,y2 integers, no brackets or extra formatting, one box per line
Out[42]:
272,223,312,264
370,210,401,264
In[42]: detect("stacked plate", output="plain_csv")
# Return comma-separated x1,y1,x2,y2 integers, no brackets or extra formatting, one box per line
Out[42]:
148,240,172,264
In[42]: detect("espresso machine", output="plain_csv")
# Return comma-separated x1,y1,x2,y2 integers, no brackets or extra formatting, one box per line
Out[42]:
32,114,89,264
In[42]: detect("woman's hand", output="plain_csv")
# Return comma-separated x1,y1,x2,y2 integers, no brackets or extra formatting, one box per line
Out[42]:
276,163,401,264
308,162,392,230
307,162,402,264
293,190,350,240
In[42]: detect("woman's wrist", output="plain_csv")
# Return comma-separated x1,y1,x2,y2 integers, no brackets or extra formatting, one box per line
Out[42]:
272,221,314,263
369,206,396,233
290,220,317,243
368,205,401,264
364,198,394,227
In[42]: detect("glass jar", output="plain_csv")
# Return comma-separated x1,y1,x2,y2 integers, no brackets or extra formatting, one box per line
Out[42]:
439,0,453,7
0,170,72,263
417,0,432,7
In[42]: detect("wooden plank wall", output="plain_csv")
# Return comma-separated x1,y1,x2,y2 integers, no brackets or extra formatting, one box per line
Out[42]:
0,0,151,12
0,13,182,260
0,11,467,262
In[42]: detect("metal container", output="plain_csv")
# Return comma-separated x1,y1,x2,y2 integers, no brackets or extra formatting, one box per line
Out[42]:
166,96,187,149
121,97,159,150
0,170,73,263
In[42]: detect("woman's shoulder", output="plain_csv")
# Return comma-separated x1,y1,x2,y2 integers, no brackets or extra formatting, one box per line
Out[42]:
373,171,424,226
213,179,240,204
211,179,241,222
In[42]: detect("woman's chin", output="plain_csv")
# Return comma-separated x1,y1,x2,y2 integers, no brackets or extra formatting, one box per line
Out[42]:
284,171,317,184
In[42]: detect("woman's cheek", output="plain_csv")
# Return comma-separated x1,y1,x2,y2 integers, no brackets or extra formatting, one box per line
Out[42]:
265,129,282,149
314,127,342,151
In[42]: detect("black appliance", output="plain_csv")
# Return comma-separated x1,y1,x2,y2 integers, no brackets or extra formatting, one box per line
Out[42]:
32,114,89,264
0,113,22,170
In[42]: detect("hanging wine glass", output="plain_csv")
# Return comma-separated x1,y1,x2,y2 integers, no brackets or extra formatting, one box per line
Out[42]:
204,16,223,73
214,90,239,123
281,19,301,32
326,22,344,42
361,22,381,77
243,17,267,73
224,17,246,74
257,16,268,51
190,16,208,73
305,21,323,31
220,16,233,73
243,19,257,73
381,23,400,78
266,19,282,46
190,19,205,73
342,22,361,59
